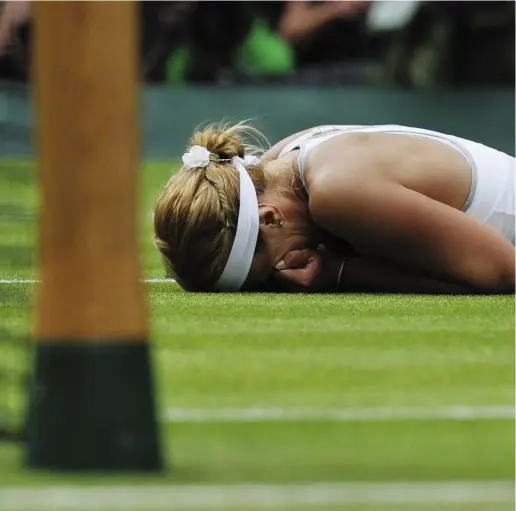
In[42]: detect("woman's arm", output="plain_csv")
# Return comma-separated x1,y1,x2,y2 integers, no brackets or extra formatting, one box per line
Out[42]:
275,248,488,294
339,256,489,294
309,171,515,293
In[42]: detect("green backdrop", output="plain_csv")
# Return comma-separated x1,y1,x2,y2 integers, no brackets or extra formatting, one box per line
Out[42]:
0,83,514,158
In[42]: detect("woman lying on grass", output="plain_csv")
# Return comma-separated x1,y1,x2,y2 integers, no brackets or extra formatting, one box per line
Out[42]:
154,123,515,294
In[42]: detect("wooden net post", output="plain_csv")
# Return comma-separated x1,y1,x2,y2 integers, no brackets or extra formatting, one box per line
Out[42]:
26,1,162,471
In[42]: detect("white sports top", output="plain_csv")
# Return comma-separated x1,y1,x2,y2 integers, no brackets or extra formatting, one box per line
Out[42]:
278,125,515,245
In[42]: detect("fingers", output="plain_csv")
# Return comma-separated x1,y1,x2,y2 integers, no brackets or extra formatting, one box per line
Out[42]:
275,248,317,271
275,260,319,289
274,250,321,290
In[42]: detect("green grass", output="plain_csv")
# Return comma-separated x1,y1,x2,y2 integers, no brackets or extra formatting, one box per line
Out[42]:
0,159,514,510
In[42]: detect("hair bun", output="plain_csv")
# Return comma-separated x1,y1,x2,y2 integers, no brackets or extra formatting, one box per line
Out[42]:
190,123,244,161
189,121,267,163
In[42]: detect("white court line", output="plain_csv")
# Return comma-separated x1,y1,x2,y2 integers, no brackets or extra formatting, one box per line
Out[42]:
0,279,39,284
0,278,176,284
163,405,514,423
0,481,513,509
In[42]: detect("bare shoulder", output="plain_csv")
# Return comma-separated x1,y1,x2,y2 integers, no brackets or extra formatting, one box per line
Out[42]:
261,128,315,163
305,132,389,190
305,130,466,195
305,132,413,222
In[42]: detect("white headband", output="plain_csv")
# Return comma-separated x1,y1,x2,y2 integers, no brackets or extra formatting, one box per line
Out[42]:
182,146,260,291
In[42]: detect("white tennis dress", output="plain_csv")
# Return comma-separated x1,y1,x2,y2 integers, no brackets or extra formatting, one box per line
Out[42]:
278,125,515,245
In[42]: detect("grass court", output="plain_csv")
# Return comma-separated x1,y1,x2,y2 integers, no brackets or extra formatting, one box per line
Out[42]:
0,160,514,510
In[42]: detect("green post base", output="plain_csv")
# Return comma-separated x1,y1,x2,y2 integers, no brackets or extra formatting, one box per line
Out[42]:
25,341,163,472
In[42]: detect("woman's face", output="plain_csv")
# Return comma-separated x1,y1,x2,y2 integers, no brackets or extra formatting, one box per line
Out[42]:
242,194,321,290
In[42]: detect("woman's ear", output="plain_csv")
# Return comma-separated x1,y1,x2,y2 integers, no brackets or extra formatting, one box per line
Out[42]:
258,203,285,227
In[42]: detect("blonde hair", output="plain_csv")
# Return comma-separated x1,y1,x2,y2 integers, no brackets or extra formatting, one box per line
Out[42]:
154,121,268,291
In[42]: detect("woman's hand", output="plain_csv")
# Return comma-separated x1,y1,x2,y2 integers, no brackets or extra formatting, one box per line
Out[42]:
274,248,344,292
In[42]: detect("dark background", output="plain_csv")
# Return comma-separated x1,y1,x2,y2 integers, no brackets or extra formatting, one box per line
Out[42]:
0,1,514,89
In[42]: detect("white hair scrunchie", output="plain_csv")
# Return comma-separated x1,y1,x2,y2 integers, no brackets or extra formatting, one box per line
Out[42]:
182,145,211,168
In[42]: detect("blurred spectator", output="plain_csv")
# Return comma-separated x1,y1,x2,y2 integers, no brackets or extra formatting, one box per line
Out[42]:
142,1,196,82
185,1,256,83
0,0,30,56
255,1,371,66
236,1,374,82
278,1,368,44
372,0,515,88
143,1,256,84
0,0,513,88
144,1,372,83
0,0,31,81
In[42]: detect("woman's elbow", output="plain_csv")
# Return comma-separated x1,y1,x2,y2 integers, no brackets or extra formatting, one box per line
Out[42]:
468,258,515,294
491,266,515,294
